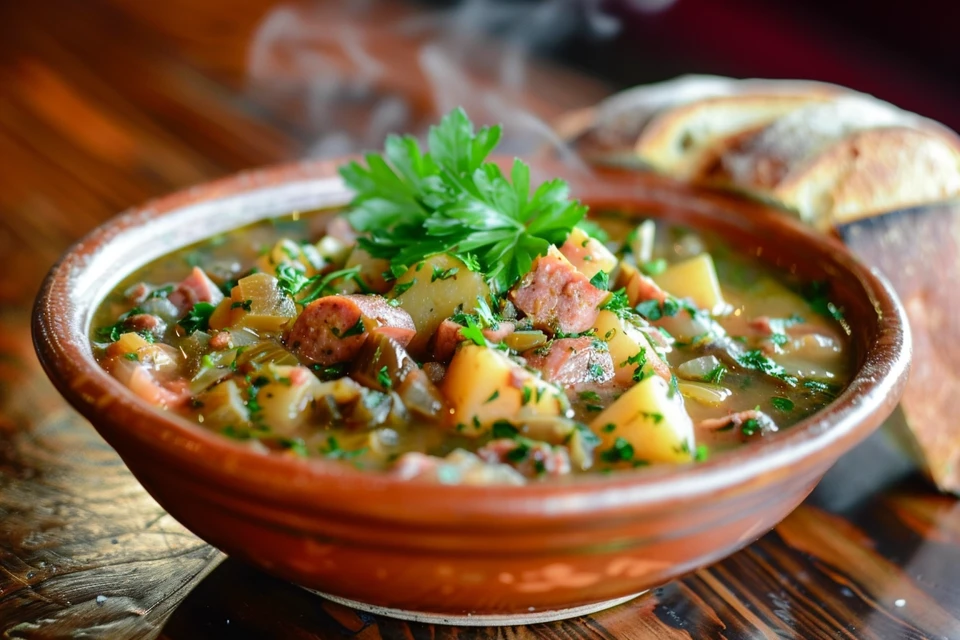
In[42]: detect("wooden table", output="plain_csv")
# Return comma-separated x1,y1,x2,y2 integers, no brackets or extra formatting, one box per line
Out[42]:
2,1,958,638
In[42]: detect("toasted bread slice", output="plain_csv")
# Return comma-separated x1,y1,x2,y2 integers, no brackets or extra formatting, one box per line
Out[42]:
706,97,960,227
635,94,833,178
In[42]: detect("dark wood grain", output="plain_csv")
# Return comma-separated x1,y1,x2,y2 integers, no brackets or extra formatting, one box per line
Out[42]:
1,0,958,638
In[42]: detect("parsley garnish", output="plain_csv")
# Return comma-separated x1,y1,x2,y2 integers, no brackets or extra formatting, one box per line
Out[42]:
331,317,365,339
640,259,667,276
276,263,372,304
600,437,634,463
598,288,630,317
231,299,253,312
589,270,609,290
392,280,416,297
622,348,648,383
704,364,727,385
771,397,794,412
635,297,681,321
492,420,519,438
147,285,174,300
587,363,605,381
123,352,139,361
737,349,798,386
376,365,392,390
178,302,216,334
459,317,487,347
694,444,710,462
340,108,587,292
431,265,459,282
320,436,366,460
485,389,500,404
741,418,761,436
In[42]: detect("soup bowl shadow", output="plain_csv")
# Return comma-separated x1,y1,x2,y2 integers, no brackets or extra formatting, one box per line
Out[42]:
32,159,910,623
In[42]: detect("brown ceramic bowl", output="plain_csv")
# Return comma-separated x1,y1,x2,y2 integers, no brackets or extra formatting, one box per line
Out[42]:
33,159,910,624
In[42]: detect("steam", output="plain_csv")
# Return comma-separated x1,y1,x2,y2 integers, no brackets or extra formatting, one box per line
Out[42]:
246,0,622,167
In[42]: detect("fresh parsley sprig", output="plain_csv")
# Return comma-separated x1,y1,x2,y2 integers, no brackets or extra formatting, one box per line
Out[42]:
340,108,587,292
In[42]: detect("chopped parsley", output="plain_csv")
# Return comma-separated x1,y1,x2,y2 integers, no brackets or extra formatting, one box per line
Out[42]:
600,437,634,463
640,259,667,276
123,352,139,361
579,390,604,413
320,436,366,460
704,364,727,385
431,265,459,282
178,302,217,334
331,317,365,339
770,397,794,412
459,317,487,347
598,288,630,317
622,348,648,383
587,362,606,381
147,285,174,300
231,299,253,312
491,420,519,438
694,444,710,462
635,297,681,321
741,418,761,437
737,349,798,386
485,389,500,404
376,365,392,390
589,270,609,290
392,280,416,297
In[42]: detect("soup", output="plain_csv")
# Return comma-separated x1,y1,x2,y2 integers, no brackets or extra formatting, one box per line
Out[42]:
90,110,851,485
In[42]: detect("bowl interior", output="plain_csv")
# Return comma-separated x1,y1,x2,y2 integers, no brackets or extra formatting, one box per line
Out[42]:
32,159,911,527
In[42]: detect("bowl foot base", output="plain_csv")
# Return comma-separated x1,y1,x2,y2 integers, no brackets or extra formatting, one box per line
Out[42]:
303,589,646,626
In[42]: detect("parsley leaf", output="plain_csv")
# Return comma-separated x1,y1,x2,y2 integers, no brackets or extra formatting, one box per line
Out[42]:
737,349,798,386
341,108,587,292
178,302,216,334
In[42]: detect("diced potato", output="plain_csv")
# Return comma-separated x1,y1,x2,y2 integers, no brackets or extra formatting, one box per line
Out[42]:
590,375,695,464
561,226,618,280
593,310,659,385
390,254,491,357
228,273,297,332
342,247,391,294
198,380,250,429
207,298,233,331
106,332,151,358
255,366,320,437
441,345,563,436
652,253,726,312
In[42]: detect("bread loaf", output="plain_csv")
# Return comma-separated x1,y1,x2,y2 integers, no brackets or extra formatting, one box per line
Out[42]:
560,75,960,228
558,75,960,495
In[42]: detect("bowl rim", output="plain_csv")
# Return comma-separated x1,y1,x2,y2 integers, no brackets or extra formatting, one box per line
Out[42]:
32,157,912,526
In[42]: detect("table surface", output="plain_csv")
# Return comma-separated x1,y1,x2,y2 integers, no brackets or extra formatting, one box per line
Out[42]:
2,1,959,638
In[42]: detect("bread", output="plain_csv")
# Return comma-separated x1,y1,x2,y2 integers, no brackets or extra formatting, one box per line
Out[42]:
557,75,960,495
561,76,960,228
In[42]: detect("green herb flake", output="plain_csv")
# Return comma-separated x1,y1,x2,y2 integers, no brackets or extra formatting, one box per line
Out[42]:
491,420,519,439
178,302,217,334
376,365,392,390
640,259,668,276
694,444,710,462
589,270,610,291
600,437,634,463
601,423,616,433
703,364,727,385
123,352,139,361
231,299,253,312
431,265,459,282
332,317,365,339
770,397,795,412
588,363,606,381
485,389,500,404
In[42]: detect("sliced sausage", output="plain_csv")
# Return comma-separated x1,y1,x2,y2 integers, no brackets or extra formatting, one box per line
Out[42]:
168,267,224,314
431,319,517,363
285,294,415,366
522,337,615,386
509,250,607,335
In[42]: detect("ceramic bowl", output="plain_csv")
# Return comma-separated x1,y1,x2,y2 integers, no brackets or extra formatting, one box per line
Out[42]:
33,159,911,624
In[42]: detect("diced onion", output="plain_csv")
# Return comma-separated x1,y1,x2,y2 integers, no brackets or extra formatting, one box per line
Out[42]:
676,355,722,381
677,380,731,406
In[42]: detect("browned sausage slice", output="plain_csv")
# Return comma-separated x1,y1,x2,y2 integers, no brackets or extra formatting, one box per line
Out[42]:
522,337,614,386
509,250,607,335
286,294,415,366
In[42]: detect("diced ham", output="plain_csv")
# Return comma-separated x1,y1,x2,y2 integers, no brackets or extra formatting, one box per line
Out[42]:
522,337,615,386
477,438,572,478
285,294,415,366
697,409,778,436
431,319,517,362
624,271,669,306
168,267,224,314
509,250,607,335
208,331,232,351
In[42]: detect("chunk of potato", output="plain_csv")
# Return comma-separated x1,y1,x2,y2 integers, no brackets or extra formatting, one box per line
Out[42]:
590,375,695,464
390,254,491,357
342,247,391,294
255,366,321,437
441,344,563,436
255,238,325,277
652,253,726,312
560,226,618,280
197,380,250,429
593,310,660,385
